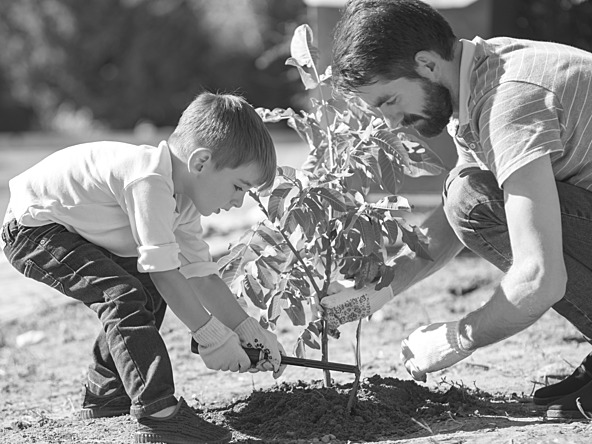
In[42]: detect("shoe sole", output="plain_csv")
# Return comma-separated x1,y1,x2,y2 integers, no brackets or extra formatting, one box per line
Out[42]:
79,408,130,420
532,394,565,406
546,408,592,420
135,431,232,444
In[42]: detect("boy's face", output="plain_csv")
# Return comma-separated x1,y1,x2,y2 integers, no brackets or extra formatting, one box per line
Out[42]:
186,153,262,216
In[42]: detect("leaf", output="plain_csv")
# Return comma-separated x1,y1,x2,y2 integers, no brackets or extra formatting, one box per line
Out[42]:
268,182,293,222
243,275,267,310
399,223,433,261
256,261,278,290
354,217,376,256
285,25,320,90
378,148,403,194
268,292,289,323
375,265,395,291
290,24,319,68
284,294,306,326
383,219,400,244
397,132,447,177
371,129,411,169
369,195,412,212
311,187,347,212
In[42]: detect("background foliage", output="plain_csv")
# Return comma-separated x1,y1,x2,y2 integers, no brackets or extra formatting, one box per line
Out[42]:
0,0,591,132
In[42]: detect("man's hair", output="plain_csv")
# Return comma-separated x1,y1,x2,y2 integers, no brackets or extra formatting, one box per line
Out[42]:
332,0,457,94
168,92,276,190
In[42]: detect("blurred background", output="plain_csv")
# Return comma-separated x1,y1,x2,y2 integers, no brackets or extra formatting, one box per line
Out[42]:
1,0,592,322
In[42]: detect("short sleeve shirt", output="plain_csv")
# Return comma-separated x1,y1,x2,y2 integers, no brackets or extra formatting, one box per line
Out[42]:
5,140,218,277
454,36,592,189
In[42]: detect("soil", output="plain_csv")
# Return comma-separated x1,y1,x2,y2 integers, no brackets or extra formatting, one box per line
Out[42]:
2,251,592,444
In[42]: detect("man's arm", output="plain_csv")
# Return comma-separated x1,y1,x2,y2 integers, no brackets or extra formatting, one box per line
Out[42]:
458,154,567,349
402,155,568,380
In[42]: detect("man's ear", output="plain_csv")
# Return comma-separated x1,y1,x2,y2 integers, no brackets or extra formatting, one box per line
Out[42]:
414,50,439,80
187,148,212,174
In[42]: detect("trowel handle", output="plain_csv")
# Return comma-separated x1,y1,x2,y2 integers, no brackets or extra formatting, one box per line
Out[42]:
190,338,358,374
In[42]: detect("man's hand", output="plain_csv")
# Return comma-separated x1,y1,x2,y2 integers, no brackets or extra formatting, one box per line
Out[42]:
192,316,251,372
320,284,394,335
400,321,472,382
234,317,287,378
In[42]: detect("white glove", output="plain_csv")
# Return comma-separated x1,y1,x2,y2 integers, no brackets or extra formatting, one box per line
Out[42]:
400,321,472,382
234,317,287,379
320,284,394,333
192,316,251,372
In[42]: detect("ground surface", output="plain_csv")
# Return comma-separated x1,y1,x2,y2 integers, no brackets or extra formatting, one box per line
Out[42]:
1,132,592,443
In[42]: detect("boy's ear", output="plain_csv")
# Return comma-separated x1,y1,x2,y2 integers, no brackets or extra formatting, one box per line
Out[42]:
187,148,212,174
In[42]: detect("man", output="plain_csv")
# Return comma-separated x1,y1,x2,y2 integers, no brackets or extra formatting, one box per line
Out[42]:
322,0,592,419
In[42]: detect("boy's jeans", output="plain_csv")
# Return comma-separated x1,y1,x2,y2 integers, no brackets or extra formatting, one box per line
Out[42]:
1,220,178,418
443,164,592,341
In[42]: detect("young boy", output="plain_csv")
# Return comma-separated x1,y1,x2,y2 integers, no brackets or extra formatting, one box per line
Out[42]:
1,92,286,444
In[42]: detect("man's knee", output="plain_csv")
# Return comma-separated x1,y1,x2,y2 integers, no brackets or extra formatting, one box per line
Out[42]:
442,164,501,228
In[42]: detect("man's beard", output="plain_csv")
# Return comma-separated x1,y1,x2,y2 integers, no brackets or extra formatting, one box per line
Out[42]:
402,78,453,138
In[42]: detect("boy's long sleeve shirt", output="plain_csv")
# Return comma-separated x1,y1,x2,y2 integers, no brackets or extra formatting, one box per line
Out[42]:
4,140,218,278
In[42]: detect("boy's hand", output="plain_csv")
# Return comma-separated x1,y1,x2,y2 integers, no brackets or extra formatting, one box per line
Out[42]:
192,316,251,372
400,321,473,382
234,317,287,378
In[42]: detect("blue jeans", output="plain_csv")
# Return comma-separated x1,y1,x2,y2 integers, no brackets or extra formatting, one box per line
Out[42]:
443,165,592,341
1,220,178,418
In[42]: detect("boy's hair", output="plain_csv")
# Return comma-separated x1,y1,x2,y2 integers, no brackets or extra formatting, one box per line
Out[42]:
168,92,276,190
332,0,457,94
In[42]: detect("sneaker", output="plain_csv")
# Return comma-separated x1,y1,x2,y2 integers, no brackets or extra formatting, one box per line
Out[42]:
79,386,132,419
546,379,592,420
135,397,231,444
533,352,592,405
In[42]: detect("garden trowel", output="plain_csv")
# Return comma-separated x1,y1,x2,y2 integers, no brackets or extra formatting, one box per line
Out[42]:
190,338,357,373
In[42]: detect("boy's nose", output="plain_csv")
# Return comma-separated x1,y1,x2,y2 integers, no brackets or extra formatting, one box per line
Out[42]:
231,192,246,208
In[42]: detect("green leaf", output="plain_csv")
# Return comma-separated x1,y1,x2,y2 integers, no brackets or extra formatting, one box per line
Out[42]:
398,132,447,177
256,261,277,289
371,129,411,169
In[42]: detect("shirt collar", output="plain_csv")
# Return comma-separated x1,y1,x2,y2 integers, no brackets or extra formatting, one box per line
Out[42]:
457,38,477,127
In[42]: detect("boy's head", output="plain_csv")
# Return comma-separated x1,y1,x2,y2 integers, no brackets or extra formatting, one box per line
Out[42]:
168,92,277,216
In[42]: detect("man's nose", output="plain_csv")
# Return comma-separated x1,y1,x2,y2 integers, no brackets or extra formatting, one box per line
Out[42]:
380,108,403,129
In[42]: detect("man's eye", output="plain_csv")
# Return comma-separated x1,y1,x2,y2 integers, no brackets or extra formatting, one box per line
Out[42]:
386,98,396,106
234,185,243,192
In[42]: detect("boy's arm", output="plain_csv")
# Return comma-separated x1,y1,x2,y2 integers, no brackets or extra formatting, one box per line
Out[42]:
186,274,287,378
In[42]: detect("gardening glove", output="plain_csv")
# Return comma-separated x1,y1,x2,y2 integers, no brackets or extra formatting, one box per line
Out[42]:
320,284,394,334
192,316,252,373
234,317,287,379
400,321,473,382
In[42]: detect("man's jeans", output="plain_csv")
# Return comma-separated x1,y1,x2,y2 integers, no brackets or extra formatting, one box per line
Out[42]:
443,165,592,341
1,220,178,418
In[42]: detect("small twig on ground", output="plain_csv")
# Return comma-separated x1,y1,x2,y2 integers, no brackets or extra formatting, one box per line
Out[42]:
411,417,434,435
576,397,592,421
465,362,490,370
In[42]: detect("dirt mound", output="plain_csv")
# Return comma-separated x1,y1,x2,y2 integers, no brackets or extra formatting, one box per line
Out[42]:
205,375,524,442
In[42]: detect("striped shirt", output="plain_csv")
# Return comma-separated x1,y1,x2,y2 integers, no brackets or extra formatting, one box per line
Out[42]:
451,36,592,189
